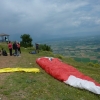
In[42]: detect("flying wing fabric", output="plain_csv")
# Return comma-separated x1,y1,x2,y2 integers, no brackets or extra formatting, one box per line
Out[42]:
36,57,100,94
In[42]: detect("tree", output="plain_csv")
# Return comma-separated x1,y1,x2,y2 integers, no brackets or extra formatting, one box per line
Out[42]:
20,34,33,48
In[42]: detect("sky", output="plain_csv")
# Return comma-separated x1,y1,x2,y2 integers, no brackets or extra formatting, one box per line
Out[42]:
0,0,100,42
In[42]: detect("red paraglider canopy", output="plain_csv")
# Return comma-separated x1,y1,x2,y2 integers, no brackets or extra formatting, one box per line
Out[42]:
36,57,100,94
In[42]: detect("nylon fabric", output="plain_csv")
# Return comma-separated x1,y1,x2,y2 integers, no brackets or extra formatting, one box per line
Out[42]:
36,57,100,94
0,68,40,73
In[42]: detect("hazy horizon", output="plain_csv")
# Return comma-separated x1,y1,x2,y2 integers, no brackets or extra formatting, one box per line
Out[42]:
0,0,100,42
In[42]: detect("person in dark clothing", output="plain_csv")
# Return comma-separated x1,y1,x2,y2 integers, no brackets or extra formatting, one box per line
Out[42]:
5,38,8,43
13,41,18,56
17,42,21,55
35,43,39,53
5,37,7,41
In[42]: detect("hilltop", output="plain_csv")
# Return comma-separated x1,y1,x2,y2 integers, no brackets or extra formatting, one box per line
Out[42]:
0,42,100,100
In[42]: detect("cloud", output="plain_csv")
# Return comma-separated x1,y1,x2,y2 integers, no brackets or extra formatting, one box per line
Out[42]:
0,0,100,41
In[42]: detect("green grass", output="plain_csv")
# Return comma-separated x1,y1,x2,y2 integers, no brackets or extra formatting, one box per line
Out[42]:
0,43,100,100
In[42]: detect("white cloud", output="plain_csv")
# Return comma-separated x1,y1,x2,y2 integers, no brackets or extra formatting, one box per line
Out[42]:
95,19,100,25
0,0,100,41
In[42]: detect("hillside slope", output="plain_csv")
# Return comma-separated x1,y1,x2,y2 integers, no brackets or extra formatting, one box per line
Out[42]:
0,43,100,100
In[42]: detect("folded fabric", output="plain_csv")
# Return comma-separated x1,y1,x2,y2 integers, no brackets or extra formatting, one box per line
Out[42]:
0,68,40,73
36,57,100,94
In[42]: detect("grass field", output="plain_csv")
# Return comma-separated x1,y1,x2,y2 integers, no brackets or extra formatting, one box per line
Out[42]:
0,43,100,100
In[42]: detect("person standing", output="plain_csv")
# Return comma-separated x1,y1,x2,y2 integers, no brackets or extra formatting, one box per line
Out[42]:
5,37,7,41
5,37,8,43
35,43,39,53
13,41,18,56
8,41,12,56
17,42,21,55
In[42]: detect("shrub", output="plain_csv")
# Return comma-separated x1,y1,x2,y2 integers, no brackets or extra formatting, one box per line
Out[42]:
87,62,94,67
39,44,52,52
94,63,100,67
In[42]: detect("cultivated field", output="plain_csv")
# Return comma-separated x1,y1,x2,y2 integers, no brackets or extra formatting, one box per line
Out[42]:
46,35,100,63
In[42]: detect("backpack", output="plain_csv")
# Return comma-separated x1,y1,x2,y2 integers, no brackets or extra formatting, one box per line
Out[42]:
2,50,8,56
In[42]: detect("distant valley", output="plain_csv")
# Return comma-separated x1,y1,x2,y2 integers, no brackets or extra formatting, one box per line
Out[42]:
43,35,100,63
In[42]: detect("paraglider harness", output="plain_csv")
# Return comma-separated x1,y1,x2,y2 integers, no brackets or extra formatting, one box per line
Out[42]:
2,50,8,56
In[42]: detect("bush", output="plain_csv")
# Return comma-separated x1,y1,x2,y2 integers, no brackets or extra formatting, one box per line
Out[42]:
94,63,100,67
39,44,52,52
88,62,100,67
87,62,94,67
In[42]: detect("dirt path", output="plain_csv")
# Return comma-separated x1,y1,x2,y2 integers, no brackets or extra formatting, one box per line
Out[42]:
0,56,20,68
0,55,21,84
0,55,21,71
0,55,22,99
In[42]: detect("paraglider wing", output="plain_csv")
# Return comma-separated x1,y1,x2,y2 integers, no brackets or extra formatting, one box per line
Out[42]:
36,57,100,94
